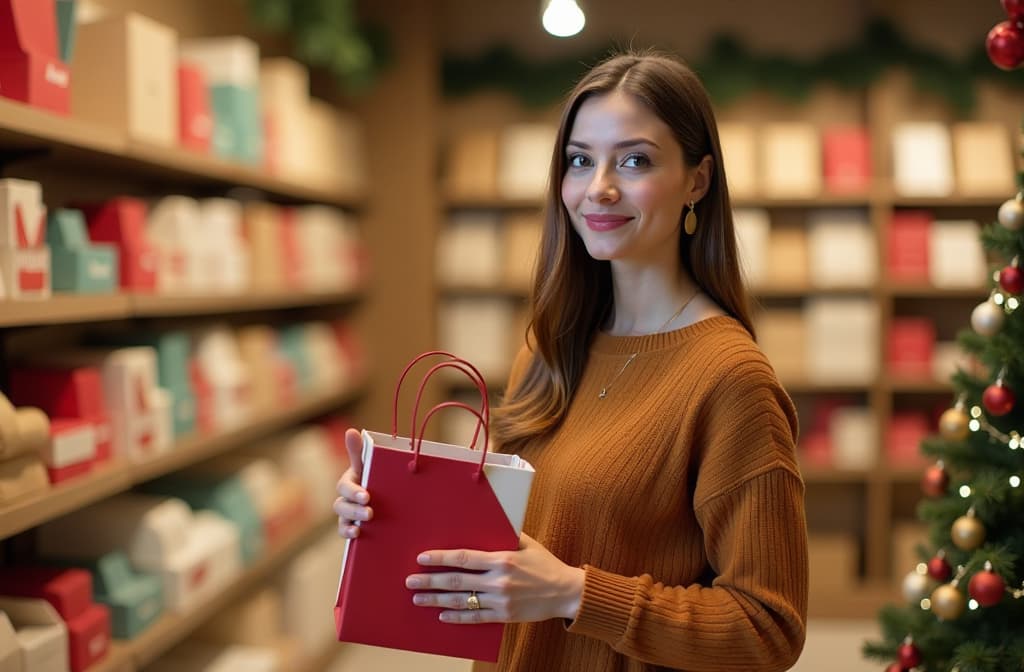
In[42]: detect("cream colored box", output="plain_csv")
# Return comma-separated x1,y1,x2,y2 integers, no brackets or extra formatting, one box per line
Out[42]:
930,220,987,288
100,347,174,461
148,196,204,294
718,123,758,198
755,310,806,382
497,123,557,199
281,428,340,513
806,298,879,384
445,129,500,198
0,597,69,672
236,326,280,412
765,227,809,288
952,122,1016,197
438,297,516,380
0,611,19,672
760,123,822,198
242,203,284,291
807,209,876,288
302,322,345,391
305,100,367,195
732,208,770,288
437,212,503,287
892,122,954,197
278,533,344,655
502,212,543,290
194,327,251,431
0,179,45,249
0,246,50,300
71,12,178,146
261,58,311,182
830,406,877,470
199,199,249,294
295,206,351,291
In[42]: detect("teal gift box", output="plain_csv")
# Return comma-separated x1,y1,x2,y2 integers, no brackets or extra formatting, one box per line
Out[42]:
278,325,312,393
210,85,263,165
141,474,264,564
47,209,119,294
55,0,77,62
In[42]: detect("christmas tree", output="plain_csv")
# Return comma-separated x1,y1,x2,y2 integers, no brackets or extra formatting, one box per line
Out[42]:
863,4,1024,671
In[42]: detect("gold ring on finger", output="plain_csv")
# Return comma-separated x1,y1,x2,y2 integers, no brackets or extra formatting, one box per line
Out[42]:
466,591,481,610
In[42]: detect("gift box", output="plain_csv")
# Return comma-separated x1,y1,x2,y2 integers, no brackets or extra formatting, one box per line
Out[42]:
760,122,822,198
892,122,953,197
496,123,557,199
0,596,69,672
0,610,18,672
0,0,70,114
147,196,203,293
0,178,50,299
178,63,213,153
807,209,876,289
198,198,249,293
886,412,930,468
930,220,986,289
191,327,250,433
717,122,757,199
822,126,871,194
70,12,178,146
242,202,285,290
45,419,96,484
886,318,936,379
444,128,499,199
260,58,310,180
886,211,931,283
47,209,118,294
79,198,157,292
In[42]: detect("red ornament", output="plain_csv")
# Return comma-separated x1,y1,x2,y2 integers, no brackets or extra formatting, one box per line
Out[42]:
921,463,950,498
968,564,1006,607
927,553,953,582
982,382,1016,416
1000,265,1024,294
987,21,1024,70
1004,0,1024,20
886,664,904,672
898,641,923,668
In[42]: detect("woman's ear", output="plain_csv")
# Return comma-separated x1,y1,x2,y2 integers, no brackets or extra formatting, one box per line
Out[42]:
687,154,714,203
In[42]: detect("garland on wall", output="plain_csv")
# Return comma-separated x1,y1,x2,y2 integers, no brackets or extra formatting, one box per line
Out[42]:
442,19,1024,113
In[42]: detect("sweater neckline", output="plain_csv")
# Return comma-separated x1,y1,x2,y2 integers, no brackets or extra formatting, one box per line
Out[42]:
591,315,740,355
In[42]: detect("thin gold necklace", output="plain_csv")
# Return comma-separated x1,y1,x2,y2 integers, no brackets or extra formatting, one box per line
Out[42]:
598,288,701,399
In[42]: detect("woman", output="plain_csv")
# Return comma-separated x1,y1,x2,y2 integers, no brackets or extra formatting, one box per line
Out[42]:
336,49,808,672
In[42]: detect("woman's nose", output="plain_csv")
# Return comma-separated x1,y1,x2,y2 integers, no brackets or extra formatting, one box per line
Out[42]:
586,172,620,204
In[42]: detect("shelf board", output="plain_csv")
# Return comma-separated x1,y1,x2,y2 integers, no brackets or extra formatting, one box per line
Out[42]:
0,384,365,540
444,194,543,210
781,379,871,394
439,284,530,299
752,284,872,298
87,641,135,672
732,194,873,208
884,284,988,299
808,582,899,619
801,467,872,484
0,290,361,329
890,194,1007,208
883,378,952,394
0,98,363,208
128,514,335,669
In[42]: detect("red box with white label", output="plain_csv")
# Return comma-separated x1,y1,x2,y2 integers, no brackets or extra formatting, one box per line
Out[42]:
79,198,157,292
9,366,113,463
0,567,91,620
45,419,97,484
0,0,70,113
66,603,110,672
0,178,50,298
178,62,212,153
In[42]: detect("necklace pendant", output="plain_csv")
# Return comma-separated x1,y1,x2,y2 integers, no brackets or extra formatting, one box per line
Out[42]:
598,388,608,399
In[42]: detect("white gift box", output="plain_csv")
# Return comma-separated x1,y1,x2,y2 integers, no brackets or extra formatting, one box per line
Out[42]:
760,123,822,198
194,327,250,431
501,213,543,290
199,199,249,293
892,122,954,197
930,220,987,288
807,209,876,288
805,298,879,384
46,421,97,469
732,208,770,288
437,212,502,287
100,347,174,461
179,37,259,88
302,323,345,391
0,611,18,672
718,122,758,199
278,533,343,655
0,246,50,300
261,58,311,182
304,101,367,195
36,494,242,613
438,298,515,379
0,179,46,249
0,597,69,672
952,122,1016,197
281,428,339,513
497,123,557,199
295,206,350,291
830,406,877,470
148,196,204,293
143,641,280,672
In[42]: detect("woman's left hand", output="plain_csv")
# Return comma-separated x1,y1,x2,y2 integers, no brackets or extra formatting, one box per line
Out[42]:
406,533,585,624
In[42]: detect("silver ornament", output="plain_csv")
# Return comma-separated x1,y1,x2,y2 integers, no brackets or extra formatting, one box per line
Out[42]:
902,569,934,603
971,300,1005,336
998,197,1024,231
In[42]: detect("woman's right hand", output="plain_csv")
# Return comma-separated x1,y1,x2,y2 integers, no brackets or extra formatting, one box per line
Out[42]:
334,428,372,538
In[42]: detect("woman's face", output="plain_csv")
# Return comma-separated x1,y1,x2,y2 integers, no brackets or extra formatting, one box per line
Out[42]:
561,89,697,265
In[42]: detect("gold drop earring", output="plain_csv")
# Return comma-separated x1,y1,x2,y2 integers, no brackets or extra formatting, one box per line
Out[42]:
684,201,697,235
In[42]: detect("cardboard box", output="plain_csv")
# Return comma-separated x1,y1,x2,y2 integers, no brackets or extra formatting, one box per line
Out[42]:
79,552,163,640
830,406,877,470
952,122,1015,197
886,318,936,379
806,298,879,384
756,310,806,382
0,596,69,672
445,129,500,199
97,347,173,461
497,123,557,199
191,327,250,433
760,122,822,198
242,203,284,290
807,209,876,288
177,63,213,153
765,227,808,288
717,122,757,198
886,210,930,282
0,0,70,113
147,196,203,294
71,12,178,146
930,220,987,288
732,208,770,288
436,212,502,287
0,245,49,299
260,58,310,180
79,198,157,292
45,419,96,484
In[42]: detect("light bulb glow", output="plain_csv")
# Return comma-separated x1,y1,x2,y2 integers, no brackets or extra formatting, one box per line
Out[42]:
542,0,585,37
969,599,980,610
1011,475,1021,488
959,485,972,498
971,406,983,418
969,419,981,432
1009,297,1020,310
994,293,1006,306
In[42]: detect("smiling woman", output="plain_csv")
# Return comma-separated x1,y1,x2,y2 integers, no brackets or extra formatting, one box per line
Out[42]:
336,48,808,672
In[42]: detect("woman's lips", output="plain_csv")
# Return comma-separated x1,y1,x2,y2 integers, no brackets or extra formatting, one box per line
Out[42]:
583,214,633,231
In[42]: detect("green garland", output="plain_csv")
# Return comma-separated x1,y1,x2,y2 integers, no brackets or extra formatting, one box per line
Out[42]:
443,19,1024,114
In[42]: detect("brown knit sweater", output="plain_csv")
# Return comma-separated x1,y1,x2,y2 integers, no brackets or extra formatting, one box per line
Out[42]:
483,315,808,672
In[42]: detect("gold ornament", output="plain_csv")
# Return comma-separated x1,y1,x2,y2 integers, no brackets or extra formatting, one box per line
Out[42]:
939,408,970,441
971,299,1005,337
931,583,966,620
902,568,935,604
998,196,1024,231
952,512,986,551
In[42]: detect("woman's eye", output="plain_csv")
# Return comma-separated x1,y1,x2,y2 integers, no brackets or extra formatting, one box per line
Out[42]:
567,153,591,168
621,153,651,168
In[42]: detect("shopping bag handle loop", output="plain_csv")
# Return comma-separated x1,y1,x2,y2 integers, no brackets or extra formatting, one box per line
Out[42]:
410,360,488,451
393,350,488,438
413,401,489,480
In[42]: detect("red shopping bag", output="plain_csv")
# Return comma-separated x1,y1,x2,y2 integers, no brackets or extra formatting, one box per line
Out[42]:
334,351,535,662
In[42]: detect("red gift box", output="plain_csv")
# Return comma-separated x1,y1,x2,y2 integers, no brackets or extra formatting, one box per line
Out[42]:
79,198,157,292
823,126,871,194
886,318,936,379
887,210,931,282
66,603,111,672
9,366,114,462
0,0,69,113
0,566,92,619
886,412,930,467
46,418,97,484
178,63,212,153
279,207,304,289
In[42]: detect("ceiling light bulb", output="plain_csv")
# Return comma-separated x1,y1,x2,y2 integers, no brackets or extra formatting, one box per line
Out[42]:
542,0,585,37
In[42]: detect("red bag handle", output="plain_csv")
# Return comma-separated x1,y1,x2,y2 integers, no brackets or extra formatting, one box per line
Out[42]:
412,401,489,480
392,350,488,440
409,361,488,451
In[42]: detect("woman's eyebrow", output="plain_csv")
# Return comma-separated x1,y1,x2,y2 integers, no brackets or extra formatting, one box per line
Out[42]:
566,138,660,150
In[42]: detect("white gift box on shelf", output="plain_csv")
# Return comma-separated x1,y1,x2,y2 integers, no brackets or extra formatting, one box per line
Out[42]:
718,123,758,199
930,220,986,288
148,196,203,293
278,533,342,655
759,123,822,198
145,642,280,672
755,309,806,382
193,327,250,432
100,347,173,462
280,427,339,513
295,206,349,291
241,203,284,291
445,129,500,199
952,122,1016,197
806,298,879,384
807,209,877,288
70,12,178,147
892,122,954,197
36,494,242,614
0,178,50,300
301,322,345,391
236,326,285,412
501,213,542,290
260,58,311,181
830,407,878,470
199,199,249,293
45,420,97,470
438,297,516,380
732,208,770,288
437,212,502,287
0,611,17,671
0,597,69,672
497,123,557,199
304,101,367,195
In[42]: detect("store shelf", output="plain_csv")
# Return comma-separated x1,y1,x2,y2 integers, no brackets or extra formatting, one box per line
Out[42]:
444,194,543,211
752,284,873,298
733,194,873,208
801,467,873,484
129,513,335,669
0,289,362,329
808,582,900,619
0,383,365,540
0,98,363,209
439,284,530,299
87,642,135,672
883,377,953,394
781,379,872,394
889,194,1007,208
883,282,988,299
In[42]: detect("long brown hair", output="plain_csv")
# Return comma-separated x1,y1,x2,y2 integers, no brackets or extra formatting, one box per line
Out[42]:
492,49,754,452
